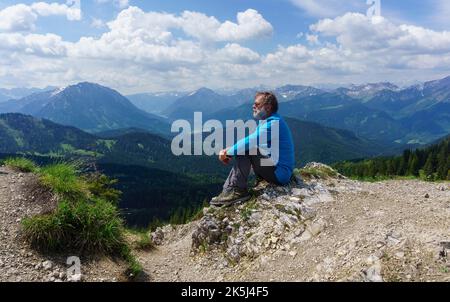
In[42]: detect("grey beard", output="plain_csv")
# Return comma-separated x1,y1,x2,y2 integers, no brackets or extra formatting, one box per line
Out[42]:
253,108,267,120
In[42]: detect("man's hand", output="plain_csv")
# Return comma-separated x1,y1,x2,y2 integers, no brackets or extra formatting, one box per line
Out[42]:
219,148,231,165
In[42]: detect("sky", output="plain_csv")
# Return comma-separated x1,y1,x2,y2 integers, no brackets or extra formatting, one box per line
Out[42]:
1,0,450,94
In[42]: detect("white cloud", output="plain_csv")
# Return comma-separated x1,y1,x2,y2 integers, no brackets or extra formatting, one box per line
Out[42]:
289,0,364,18
95,0,130,9
0,4,38,32
306,34,319,45
3,7,450,92
90,18,106,29
0,32,68,57
214,9,273,41
215,43,261,64
0,1,81,33
104,7,273,43
67,6,271,68
30,1,81,21
310,13,450,53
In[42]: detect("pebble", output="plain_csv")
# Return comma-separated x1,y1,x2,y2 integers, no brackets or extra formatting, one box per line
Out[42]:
42,260,53,271
395,251,405,259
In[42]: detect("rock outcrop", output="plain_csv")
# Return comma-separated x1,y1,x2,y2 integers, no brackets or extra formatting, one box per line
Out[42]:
190,173,335,264
148,163,450,282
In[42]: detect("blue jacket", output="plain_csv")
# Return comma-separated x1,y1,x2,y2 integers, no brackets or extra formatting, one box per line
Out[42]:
226,113,295,184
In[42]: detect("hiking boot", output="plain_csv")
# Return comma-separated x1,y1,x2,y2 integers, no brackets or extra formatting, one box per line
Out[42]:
210,188,251,207
255,175,264,186
210,191,227,203
253,175,269,191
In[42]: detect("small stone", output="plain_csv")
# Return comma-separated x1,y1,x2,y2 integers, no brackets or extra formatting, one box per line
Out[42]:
151,228,164,245
365,264,383,282
291,188,310,197
299,230,312,241
365,255,379,266
395,252,405,259
260,193,270,201
42,260,53,271
270,236,279,244
308,219,326,236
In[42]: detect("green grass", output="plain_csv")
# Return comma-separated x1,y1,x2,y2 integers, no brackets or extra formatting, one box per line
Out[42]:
133,232,155,251
240,199,258,221
3,157,38,173
22,198,125,253
97,139,116,151
39,163,88,200
16,158,142,279
297,166,338,179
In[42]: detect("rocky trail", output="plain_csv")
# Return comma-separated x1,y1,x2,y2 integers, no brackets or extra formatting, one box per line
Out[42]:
141,165,450,282
1,163,449,282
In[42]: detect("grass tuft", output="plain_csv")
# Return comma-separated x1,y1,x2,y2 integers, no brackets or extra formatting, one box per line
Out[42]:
3,157,38,173
22,198,126,253
297,166,338,179
18,159,143,279
39,163,89,200
133,232,155,251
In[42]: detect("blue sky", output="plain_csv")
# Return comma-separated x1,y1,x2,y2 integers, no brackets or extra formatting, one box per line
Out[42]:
1,0,450,93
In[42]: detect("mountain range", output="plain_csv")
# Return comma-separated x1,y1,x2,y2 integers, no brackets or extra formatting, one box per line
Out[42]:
2,75,449,146
126,92,186,116
0,82,169,136
0,86,57,103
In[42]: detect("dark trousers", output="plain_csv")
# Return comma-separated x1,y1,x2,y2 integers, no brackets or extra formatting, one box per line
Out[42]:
223,154,280,192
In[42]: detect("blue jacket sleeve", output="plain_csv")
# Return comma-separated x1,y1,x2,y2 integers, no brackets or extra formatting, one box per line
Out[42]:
226,121,270,156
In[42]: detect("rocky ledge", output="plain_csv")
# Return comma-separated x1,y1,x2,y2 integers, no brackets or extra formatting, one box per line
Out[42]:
190,163,341,264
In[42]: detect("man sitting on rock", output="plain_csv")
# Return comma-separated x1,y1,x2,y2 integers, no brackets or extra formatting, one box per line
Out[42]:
211,92,295,207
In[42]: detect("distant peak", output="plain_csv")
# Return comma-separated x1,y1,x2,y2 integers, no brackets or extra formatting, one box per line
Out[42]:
50,86,67,97
72,82,102,88
188,87,215,96
196,87,215,93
